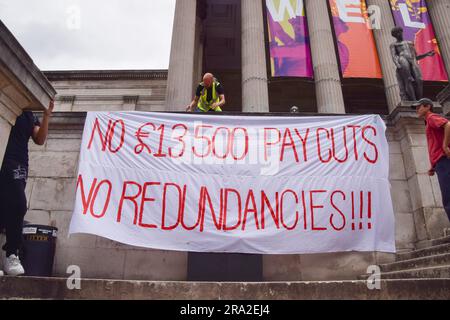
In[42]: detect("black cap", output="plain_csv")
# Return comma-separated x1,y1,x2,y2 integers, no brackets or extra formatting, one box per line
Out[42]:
412,98,434,109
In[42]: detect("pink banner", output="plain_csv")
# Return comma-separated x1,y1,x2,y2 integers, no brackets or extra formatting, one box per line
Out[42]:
265,0,313,78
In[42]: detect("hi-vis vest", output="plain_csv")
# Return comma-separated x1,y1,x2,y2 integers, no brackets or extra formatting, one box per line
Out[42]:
197,80,223,112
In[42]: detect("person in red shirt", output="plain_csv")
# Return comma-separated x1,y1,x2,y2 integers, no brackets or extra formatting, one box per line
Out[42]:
412,98,450,222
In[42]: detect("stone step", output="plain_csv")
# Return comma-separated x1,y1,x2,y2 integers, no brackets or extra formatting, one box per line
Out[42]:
380,253,450,273
0,276,449,300
417,235,450,249
371,265,450,280
396,243,450,261
430,235,450,246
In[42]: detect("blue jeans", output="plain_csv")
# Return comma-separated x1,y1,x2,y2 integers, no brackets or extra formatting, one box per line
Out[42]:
435,157,450,221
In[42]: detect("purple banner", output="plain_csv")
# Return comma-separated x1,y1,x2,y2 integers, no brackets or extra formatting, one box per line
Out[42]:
265,0,313,78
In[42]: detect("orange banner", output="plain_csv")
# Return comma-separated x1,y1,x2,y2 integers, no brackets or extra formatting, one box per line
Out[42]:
329,0,382,78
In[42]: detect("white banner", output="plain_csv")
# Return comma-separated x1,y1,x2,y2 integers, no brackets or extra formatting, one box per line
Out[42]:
69,112,395,254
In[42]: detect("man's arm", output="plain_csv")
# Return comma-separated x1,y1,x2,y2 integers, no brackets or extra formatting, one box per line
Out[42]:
212,94,226,110
32,100,54,145
186,96,199,112
443,122,450,158
186,84,202,112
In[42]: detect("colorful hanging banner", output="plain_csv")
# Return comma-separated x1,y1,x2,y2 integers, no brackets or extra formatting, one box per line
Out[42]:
265,0,313,78
390,0,448,82
329,0,382,78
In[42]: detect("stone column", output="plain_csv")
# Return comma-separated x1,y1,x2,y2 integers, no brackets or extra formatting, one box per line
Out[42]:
366,0,401,113
192,2,206,93
165,0,197,111
428,0,450,76
241,0,270,112
305,0,345,114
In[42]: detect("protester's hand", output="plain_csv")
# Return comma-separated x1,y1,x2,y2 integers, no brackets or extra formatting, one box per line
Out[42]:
186,105,192,112
428,168,435,176
444,145,450,158
44,100,54,117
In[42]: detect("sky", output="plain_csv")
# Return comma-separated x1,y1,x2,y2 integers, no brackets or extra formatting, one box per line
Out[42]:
0,0,176,71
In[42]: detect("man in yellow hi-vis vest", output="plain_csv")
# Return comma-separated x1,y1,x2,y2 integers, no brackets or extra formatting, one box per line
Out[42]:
186,73,226,112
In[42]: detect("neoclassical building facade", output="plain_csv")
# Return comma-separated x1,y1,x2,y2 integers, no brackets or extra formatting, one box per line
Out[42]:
1,0,450,282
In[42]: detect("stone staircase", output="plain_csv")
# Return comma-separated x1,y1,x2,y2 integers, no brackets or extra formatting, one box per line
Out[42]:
0,276,449,300
1,235,449,299
361,235,450,280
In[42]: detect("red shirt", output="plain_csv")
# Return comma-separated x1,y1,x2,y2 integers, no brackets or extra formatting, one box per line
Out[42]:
425,113,449,168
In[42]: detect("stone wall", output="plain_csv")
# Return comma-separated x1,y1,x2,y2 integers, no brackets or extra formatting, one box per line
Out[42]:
49,77,167,113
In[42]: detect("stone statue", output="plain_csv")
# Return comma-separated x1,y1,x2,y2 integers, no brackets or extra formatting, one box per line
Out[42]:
390,26,435,101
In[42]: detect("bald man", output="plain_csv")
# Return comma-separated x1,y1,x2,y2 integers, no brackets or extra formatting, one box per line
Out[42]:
186,73,226,112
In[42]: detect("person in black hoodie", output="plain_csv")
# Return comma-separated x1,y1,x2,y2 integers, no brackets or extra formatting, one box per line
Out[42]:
0,100,53,276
